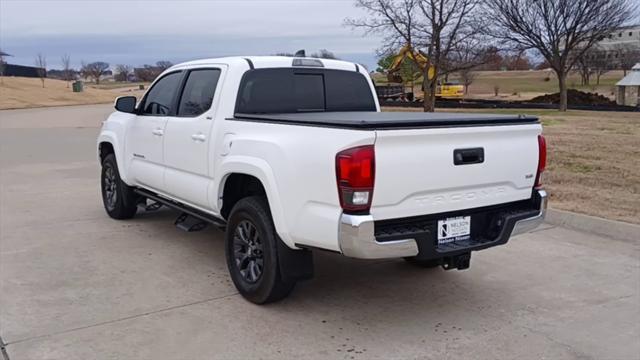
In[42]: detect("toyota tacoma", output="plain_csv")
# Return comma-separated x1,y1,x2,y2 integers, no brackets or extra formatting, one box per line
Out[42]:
98,56,547,304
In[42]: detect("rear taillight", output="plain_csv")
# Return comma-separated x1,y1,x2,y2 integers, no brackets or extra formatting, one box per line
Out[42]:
535,135,546,189
336,145,375,213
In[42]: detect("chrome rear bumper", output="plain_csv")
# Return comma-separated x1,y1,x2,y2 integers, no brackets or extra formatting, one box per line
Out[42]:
511,190,548,236
338,190,547,259
338,214,419,259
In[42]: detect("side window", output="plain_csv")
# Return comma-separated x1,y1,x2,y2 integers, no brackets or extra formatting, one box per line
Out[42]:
141,71,182,115
177,69,221,117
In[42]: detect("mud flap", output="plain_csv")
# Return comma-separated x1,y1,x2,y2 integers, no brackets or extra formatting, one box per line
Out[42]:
277,238,314,282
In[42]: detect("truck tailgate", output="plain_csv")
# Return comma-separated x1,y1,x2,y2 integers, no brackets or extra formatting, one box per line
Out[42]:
372,123,541,220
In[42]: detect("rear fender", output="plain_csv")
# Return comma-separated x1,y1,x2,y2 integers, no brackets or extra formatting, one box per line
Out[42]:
216,156,294,248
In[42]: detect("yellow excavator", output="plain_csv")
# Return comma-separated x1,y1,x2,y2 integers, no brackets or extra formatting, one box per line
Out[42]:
385,45,464,100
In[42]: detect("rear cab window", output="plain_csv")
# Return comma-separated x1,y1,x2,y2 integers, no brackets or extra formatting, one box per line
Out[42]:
235,68,376,114
177,69,221,117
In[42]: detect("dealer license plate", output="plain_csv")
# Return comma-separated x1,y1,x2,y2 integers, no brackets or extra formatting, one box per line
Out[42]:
437,216,471,244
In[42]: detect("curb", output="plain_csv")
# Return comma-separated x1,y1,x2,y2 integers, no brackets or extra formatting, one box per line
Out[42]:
545,208,639,243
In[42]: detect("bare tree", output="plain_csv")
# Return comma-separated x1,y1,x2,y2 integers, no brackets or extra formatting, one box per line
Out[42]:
484,0,635,111
347,0,420,60
115,64,132,82
415,0,484,111
614,44,640,75
155,61,173,72
81,61,109,84
502,51,532,70
132,63,173,82
459,67,476,94
575,51,594,86
134,65,157,82
590,47,611,85
347,0,484,112
35,53,47,88
446,36,492,95
61,54,72,88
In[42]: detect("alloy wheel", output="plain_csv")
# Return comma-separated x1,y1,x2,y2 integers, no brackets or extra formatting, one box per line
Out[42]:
104,166,117,211
233,220,264,283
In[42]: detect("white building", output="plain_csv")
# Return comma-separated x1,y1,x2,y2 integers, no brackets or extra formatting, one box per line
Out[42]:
582,25,640,71
597,25,640,51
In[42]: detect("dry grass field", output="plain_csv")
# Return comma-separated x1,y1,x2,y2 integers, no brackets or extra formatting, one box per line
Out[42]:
461,70,624,100
384,107,640,224
0,77,145,110
373,70,626,101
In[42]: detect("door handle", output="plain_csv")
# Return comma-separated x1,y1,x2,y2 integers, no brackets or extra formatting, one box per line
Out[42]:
191,133,206,142
152,128,164,136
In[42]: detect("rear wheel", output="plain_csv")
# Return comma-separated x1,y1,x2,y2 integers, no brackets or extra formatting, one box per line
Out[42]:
225,196,295,304
101,154,138,219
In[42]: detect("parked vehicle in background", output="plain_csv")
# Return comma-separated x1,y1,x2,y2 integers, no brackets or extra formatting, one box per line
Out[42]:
98,56,547,304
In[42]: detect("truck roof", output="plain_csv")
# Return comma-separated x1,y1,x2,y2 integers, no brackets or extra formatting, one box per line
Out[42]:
172,56,362,72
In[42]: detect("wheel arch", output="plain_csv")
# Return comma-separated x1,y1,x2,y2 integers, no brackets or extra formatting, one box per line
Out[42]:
97,132,130,184
217,159,293,248
98,141,115,163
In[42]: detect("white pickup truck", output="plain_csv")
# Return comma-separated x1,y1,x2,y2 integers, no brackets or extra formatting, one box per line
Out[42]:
98,56,547,304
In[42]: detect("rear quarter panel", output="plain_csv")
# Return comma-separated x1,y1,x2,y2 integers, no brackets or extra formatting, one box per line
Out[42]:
215,120,375,251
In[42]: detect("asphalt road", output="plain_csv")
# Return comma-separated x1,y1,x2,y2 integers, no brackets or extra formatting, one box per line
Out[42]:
1,104,638,360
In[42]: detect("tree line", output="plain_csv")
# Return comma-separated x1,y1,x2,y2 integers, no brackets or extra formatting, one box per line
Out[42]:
347,0,637,111
33,55,175,88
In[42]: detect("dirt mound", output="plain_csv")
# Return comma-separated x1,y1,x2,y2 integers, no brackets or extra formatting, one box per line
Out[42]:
528,89,615,106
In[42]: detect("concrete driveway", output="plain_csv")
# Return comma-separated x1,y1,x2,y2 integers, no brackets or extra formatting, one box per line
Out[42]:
1,104,638,360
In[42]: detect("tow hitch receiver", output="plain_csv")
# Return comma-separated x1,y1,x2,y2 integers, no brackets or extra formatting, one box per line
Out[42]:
442,253,471,270
175,213,208,232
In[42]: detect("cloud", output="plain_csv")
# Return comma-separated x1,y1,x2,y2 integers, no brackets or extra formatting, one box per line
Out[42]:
0,0,381,68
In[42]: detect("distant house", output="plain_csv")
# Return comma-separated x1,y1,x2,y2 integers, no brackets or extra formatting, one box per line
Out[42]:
3,63,45,78
0,50,46,78
616,63,640,106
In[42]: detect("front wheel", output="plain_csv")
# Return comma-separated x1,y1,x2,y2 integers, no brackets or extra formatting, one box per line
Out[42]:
225,196,295,304
101,154,138,219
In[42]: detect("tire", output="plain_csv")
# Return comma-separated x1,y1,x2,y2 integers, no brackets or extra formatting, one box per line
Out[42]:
403,257,442,268
101,153,138,220
225,196,295,304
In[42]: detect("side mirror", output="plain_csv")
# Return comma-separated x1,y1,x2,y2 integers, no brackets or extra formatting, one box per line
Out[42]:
115,96,137,114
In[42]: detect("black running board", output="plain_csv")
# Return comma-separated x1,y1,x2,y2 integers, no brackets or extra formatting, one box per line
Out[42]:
134,188,227,229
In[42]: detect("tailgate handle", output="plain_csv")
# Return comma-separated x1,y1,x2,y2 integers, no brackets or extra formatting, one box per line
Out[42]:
454,148,484,165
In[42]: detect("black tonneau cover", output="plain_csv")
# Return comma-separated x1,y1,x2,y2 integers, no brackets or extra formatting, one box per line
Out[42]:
233,111,538,130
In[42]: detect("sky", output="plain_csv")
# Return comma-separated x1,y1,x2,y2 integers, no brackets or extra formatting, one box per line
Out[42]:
0,0,382,70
